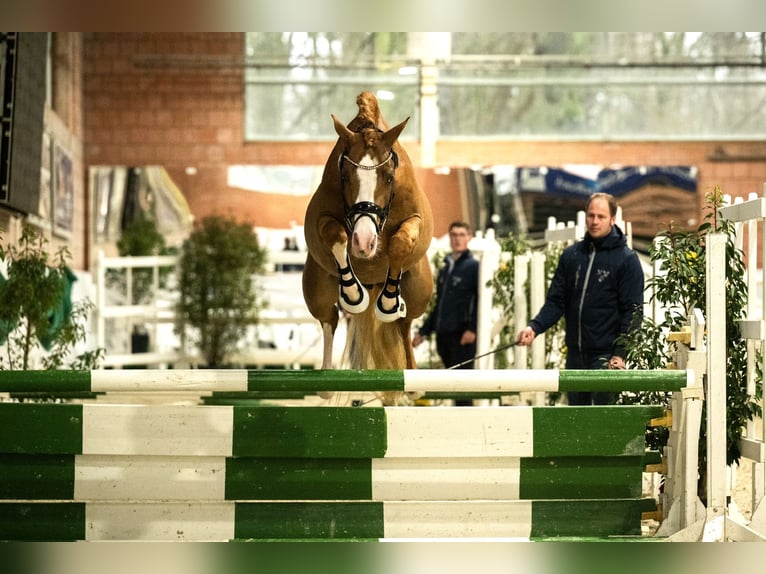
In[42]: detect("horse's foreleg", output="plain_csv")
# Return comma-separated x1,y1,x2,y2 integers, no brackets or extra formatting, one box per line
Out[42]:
302,254,342,378
320,321,335,370
334,246,370,314
318,321,336,398
374,215,422,323
397,318,417,369
319,217,369,314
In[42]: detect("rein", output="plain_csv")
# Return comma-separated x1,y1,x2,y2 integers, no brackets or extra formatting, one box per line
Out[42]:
340,149,397,233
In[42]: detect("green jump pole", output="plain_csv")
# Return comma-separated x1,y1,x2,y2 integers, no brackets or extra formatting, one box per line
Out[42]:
0,368,689,394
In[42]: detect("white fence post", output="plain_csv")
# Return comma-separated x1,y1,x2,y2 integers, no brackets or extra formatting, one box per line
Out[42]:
703,232,728,540
512,253,529,372
475,229,501,370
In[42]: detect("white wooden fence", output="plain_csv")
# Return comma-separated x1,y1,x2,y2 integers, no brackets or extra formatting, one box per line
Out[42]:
712,190,766,540
93,249,323,370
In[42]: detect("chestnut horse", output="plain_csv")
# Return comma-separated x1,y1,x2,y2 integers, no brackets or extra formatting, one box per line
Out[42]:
302,92,433,388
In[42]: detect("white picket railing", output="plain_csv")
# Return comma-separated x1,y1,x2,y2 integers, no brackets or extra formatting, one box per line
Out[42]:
716,190,766,540
93,249,323,369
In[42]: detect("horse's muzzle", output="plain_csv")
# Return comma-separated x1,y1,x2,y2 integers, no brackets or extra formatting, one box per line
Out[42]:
350,214,379,258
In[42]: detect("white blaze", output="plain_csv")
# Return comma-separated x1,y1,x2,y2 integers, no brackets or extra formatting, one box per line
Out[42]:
350,154,379,258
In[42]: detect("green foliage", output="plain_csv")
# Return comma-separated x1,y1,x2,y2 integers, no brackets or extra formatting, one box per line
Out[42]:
117,213,167,257
488,232,565,372
487,232,529,370
619,186,761,466
176,216,267,367
488,232,530,318
0,226,103,371
616,315,674,451
108,213,175,304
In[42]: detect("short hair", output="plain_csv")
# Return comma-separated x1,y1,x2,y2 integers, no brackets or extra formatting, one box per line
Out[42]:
449,221,472,234
586,192,617,217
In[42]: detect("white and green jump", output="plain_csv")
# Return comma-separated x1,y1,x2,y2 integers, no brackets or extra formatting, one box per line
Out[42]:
0,368,687,541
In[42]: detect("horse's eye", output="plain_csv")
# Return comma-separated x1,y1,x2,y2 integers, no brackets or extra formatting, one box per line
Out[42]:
386,175,394,185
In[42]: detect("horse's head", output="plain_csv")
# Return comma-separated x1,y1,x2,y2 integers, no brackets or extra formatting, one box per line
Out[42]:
332,114,409,260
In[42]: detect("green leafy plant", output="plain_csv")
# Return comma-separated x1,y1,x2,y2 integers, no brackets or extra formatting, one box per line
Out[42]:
108,212,175,304
175,216,267,367
619,186,761,472
0,226,103,371
488,231,565,371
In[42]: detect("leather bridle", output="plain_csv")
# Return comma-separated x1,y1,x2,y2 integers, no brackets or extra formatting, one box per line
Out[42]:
339,148,398,233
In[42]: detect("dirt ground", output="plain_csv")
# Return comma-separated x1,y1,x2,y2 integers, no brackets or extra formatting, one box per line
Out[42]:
731,440,760,522
641,461,756,537
732,460,754,520
732,415,764,523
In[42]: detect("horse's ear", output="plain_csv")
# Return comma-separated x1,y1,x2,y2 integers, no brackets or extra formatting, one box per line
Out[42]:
332,114,354,142
382,117,409,148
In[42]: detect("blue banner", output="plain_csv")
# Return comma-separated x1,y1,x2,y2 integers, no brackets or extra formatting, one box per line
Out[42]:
596,166,697,196
518,166,697,198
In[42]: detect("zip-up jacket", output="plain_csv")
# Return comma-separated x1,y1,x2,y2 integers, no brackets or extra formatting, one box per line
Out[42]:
419,249,479,336
528,225,644,359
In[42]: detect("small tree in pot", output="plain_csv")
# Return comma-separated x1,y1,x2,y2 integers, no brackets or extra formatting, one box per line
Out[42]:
175,216,267,367
0,226,104,371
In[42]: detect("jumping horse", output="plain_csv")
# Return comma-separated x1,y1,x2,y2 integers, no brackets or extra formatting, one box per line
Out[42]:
302,92,433,394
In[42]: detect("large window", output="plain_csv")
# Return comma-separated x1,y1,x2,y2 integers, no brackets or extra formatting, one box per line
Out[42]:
245,33,419,140
245,32,766,141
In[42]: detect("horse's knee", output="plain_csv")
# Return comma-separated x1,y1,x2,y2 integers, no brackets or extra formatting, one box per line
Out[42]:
388,230,417,260
319,218,347,248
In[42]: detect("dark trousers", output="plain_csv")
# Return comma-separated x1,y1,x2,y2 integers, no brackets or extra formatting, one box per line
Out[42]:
435,331,476,369
436,331,476,406
565,350,615,406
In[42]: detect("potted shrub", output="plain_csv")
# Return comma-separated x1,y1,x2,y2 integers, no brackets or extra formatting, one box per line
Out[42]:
175,215,267,367
0,226,103,371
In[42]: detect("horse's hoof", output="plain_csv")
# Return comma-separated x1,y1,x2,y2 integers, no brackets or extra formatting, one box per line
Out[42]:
339,284,369,314
374,294,406,322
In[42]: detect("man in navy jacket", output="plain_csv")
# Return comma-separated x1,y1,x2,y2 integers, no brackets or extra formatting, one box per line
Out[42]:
413,221,479,372
517,193,644,405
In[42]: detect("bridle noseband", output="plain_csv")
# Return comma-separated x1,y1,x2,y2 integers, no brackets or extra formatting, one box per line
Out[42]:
339,148,398,233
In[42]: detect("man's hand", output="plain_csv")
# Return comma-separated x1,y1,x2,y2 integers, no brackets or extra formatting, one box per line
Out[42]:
608,356,626,370
460,330,476,345
517,326,536,346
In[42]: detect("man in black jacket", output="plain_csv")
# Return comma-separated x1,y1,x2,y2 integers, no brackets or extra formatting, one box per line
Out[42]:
413,221,479,371
517,193,644,405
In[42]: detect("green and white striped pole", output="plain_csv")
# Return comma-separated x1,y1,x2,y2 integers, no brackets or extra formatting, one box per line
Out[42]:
0,368,690,394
